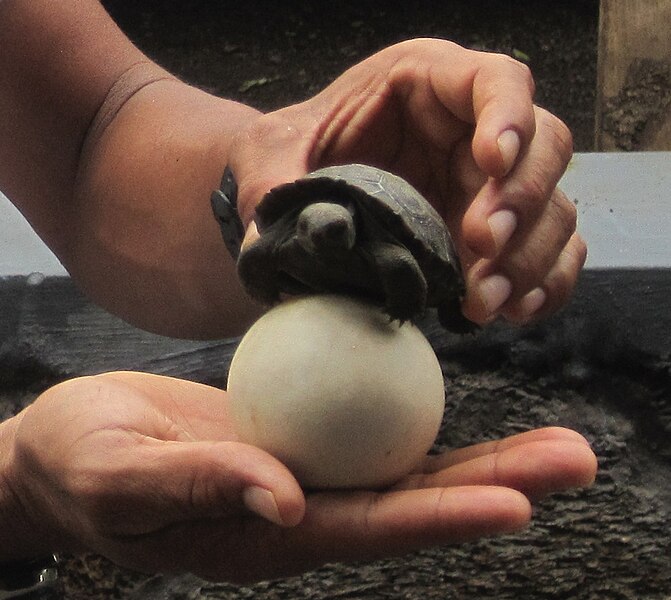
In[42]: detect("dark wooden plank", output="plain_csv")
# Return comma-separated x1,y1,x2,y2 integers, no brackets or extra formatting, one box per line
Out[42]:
0,277,238,387
596,0,671,150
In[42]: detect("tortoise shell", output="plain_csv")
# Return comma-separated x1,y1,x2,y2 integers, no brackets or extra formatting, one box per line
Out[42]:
256,164,465,306
212,163,474,332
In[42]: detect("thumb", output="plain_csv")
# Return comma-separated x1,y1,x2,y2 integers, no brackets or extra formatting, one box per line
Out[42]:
227,108,317,227
108,439,306,534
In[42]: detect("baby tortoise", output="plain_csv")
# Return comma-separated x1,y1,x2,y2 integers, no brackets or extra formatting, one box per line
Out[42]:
212,163,475,333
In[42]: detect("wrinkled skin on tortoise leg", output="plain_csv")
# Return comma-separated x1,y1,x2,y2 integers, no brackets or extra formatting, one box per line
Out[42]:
437,297,480,334
360,241,428,324
263,236,427,323
275,237,376,299
236,234,283,305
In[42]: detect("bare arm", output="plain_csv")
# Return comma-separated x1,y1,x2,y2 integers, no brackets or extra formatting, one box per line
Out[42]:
0,0,261,338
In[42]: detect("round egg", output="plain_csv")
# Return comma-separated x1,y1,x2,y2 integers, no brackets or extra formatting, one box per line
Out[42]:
227,294,445,489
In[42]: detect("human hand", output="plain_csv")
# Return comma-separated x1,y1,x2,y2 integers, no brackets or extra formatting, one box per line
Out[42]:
5,372,596,582
234,425,596,583
227,38,586,327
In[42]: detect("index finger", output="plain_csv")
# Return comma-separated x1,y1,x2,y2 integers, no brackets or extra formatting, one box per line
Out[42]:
426,45,537,177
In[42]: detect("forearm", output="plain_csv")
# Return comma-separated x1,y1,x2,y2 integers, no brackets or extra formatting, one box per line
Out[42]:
0,0,262,337
0,0,148,250
70,79,263,338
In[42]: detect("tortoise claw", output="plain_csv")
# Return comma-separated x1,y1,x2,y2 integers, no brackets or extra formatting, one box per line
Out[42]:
387,314,409,328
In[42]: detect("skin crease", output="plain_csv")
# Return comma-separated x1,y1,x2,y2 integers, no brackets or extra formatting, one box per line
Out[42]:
0,0,595,582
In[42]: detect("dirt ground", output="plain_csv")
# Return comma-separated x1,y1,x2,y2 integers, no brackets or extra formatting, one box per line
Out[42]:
101,0,600,151
3,1,670,598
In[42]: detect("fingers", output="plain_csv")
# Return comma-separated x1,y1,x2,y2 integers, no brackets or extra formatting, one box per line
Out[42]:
385,41,537,169
501,231,587,322
462,208,586,325
228,40,540,225
109,375,304,528
20,373,306,546
99,484,531,583
94,430,593,583
462,227,586,326
224,39,581,327
468,53,537,178
419,441,597,501
459,107,580,324
431,49,581,325
152,440,306,526
463,107,573,256
426,426,592,468
409,427,598,501
64,437,308,571
82,439,306,543
297,486,531,561
229,485,532,582
402,42,537,177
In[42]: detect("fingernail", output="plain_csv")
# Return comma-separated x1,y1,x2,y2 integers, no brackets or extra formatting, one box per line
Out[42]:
519,287,546,318
497,129,521,175
488,210,517,252
243,486,284,526
478,274,513,317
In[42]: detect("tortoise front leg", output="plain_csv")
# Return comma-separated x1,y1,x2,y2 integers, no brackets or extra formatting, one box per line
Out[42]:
237,233,284,306
362,242,428,323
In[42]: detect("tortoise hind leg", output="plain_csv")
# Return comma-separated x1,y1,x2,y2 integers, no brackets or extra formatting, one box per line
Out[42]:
437,297,479,334
363,242,427,323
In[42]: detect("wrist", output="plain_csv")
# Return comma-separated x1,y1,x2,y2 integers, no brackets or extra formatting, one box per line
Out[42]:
0,414,52,563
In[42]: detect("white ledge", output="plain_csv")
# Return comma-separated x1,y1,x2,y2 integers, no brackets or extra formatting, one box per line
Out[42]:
0,192,67,277
1,152,670,371
2,152,670,277
560,152,671,269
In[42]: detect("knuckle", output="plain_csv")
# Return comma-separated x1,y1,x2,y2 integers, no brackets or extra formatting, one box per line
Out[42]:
554,123,574,163
573,235,588,269
552,191,578,235
514,60,536,94
543,241,586,307
543,273,574,313
505,248,548,290
492,52,536,94
547,265,574,298
509,171,548,217
540,109,574,163
563,234,588,276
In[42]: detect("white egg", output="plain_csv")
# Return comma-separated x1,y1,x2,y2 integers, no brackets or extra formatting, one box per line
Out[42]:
227,294,445,489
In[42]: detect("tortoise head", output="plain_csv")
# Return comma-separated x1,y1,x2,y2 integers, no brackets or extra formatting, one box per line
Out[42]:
296,202,356,255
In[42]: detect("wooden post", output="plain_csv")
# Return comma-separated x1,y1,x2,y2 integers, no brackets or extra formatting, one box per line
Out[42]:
595,0,671,150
